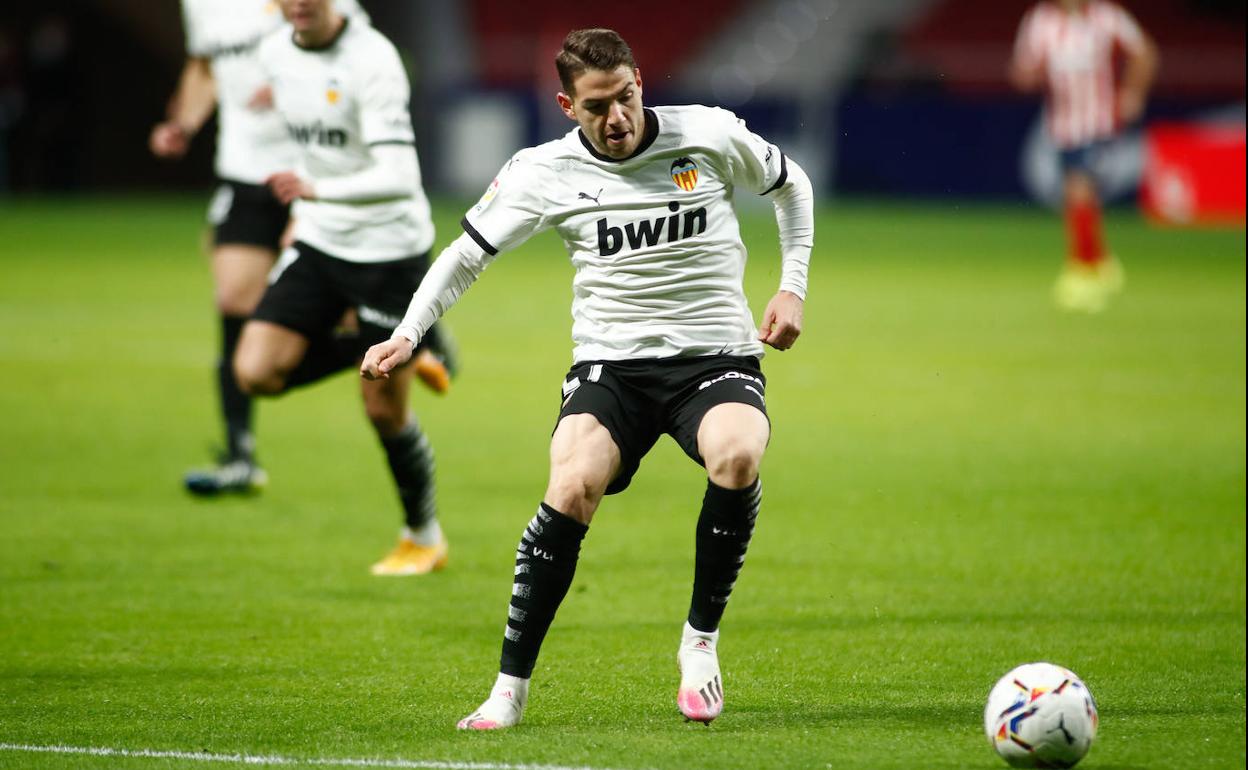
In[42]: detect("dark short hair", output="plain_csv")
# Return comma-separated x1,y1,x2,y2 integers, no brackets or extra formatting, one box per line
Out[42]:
555,28,636,94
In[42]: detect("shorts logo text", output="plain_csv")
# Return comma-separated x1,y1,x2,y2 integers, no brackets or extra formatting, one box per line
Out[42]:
698,371,764,391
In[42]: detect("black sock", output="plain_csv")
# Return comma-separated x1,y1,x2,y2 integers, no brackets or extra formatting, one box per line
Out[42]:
379,420,436,530
500,503,588,678
219,315,254,460
285,334,357,390
688,478,761,633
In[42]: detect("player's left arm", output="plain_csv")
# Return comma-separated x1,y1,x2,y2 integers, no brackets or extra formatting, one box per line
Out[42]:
718,110,814,350
268,39,418,205
758,158,812,351
267,144,418,204
1009,7,1046,93
1114,8,1159,125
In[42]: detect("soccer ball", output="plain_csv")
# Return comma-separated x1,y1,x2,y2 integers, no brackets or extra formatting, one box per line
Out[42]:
984,662,1099,768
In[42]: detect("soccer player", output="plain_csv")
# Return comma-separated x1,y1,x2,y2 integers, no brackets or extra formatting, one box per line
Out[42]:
1011,0,1158,312
232,0,450,575
151,0,452,496
361,29,813,727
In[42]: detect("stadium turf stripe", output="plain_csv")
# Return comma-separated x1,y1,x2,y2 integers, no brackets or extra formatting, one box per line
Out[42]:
0,743,649,770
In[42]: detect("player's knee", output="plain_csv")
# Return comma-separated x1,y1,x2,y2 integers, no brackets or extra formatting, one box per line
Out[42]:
544,468,606,522
704,435,763,489
1064,175,1096,205
214,288,258,318
233,356,285,396
363,398,407,435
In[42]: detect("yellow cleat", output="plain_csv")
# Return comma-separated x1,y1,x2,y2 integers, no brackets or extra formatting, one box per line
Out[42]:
413,349,451,395
1053,262,1108,313
1097,256,1125,294
370,536,449,576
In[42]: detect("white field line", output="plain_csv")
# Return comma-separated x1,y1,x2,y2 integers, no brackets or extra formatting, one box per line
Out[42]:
0,743,649,770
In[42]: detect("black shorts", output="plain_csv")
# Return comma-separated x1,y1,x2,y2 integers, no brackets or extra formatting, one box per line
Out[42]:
207,179,289,250
1058,140,1108,176
251,241,428,354
556,355,769,495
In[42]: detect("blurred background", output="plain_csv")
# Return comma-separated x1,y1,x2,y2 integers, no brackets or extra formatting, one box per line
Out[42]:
0,0,1242,221
0,6,1243,767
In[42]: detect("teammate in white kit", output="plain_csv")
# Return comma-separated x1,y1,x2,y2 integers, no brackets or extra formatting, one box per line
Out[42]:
361,29,814,728
1012,0,1157,312
232,0,451,576
151,0,451,496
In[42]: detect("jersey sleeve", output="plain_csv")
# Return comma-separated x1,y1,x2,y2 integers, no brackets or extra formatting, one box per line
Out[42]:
715,109,789,196
460,152,552,255
1106,3,1147,54
358,41,416,147
1012,7,1044,71
180,0,207,57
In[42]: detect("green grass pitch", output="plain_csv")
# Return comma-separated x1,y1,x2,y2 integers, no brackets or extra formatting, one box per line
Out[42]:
0,196,1243,770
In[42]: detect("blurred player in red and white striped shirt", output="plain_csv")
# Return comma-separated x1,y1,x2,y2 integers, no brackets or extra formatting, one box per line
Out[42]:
1012,0,1158,311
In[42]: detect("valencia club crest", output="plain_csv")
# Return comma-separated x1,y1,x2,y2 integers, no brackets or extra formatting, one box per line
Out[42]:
670,157,699,191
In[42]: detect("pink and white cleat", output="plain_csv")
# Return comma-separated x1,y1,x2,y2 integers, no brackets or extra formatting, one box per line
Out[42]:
456,674,528,730
677,622,723,724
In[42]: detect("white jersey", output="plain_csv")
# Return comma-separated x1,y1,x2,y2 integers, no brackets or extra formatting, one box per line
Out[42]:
180,0,365,184
257,19,435,263
463,105,792,362
1014,1,1147,148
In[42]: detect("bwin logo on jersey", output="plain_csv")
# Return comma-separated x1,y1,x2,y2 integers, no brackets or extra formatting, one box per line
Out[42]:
288,121,347,147
596,201,707,256
204,36,263,60
671,157,699,191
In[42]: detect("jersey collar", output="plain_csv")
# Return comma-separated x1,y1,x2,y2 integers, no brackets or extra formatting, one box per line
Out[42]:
293,15,349,52
577,108,659,163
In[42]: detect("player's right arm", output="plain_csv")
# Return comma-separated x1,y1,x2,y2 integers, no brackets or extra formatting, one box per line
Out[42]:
1009,7,1046,93
150,56,215,159
362,151,550,380
361,233,495,379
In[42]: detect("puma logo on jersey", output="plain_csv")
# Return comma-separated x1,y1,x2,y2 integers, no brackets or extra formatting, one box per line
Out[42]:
596,201,707,256
577,188,603,206
287,120,347,147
